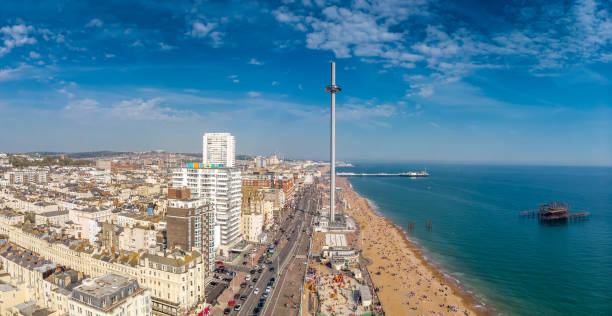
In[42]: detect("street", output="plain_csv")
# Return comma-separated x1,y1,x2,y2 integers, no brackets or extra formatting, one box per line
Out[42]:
214,185,318,316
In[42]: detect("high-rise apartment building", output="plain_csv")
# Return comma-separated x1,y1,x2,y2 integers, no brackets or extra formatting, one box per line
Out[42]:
172,166,242,252
202,132,235,167
166,198,215,271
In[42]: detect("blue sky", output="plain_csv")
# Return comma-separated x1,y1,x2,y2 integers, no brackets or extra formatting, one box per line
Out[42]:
0,0,610,165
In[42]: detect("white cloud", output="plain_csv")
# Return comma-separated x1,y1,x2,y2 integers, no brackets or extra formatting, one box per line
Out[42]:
64,98,100,112
159,42,176,51
272,81,279,86
57,88,75,98
429,121,440,128
248,58,263,65
337,103,396,121
209,31,224,47
189,21,217,38
0,64,31,81
0,67,18,81
105,53,116,58
29,51,40,59
273,0,612,97
64,98,192,121
85,18,103,28
0,24,37,57
247,91,261,97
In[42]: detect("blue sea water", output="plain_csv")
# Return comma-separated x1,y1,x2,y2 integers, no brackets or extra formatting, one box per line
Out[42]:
341,163,612,316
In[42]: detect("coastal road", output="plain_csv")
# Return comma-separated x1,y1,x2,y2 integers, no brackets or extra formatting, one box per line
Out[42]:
263,188,317,316
234,186,315,316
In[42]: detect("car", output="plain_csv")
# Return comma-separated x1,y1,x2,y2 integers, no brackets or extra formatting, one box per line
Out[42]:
254,307,260,313
245,275,251,281
257,268,263,273
254,265,259,269
267,260,273,265
262,292,268,298
249,284,254,289
215,261,224,265
223,308,231,314
234,293,240,300
242,261,248,265
249,269,256,274
228,300,235,307
270,277,275,282
254,288,260,295
266,286,272,292
240,294,247,300
258,301,264,308
269,267,275,272
261,264,266,269
240,282,247,288
234,304,242,311
252,277,258,282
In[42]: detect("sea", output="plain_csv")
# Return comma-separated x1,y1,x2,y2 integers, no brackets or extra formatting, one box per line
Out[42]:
339,163,612,316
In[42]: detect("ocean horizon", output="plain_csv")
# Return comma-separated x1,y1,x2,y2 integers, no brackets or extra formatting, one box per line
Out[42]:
341,163,612,315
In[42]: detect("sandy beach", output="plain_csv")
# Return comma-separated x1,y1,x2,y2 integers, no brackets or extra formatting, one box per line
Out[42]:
336,177,486,316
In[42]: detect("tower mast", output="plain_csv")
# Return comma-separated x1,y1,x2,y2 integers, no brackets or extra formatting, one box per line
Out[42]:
325,62,341,223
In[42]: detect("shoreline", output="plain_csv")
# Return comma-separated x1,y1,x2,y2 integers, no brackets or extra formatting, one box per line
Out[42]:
338,177,493,316
363,197,492,313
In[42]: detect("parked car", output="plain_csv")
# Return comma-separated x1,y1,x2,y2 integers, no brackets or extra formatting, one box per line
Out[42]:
234,304,242,311
254,288,260,295
223,308,231,314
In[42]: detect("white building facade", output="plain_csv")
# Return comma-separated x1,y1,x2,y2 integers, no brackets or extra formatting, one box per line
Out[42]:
172,167,242,252
202,133,235,168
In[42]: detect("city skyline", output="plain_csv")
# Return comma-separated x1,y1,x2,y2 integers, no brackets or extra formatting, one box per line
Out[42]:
0,0,611,166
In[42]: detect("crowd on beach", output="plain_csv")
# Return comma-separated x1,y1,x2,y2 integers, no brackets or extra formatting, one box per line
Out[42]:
337,177,476,316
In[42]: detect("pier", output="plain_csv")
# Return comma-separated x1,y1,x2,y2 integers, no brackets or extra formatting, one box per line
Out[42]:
337,171,429,177
520,202,589,223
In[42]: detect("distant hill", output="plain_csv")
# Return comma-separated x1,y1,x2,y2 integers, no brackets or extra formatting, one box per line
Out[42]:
67,151,129,159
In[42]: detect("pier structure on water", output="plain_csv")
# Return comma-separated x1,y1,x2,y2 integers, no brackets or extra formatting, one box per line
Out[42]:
337,171,429,177
520,202,589,222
